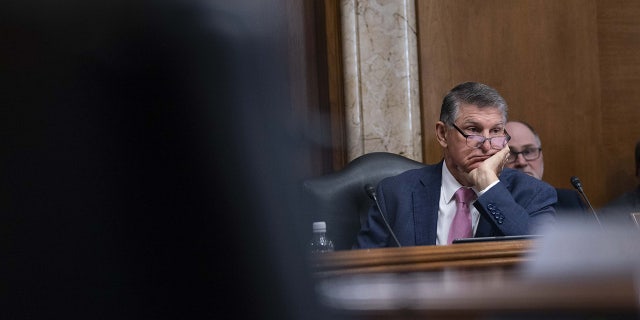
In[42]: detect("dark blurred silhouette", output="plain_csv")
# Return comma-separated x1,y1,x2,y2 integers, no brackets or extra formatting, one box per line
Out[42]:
600,139,640,226
2,1,329,319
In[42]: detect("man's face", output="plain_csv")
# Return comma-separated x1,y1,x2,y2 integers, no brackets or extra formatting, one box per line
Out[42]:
437,104,507,180
504,121,544,180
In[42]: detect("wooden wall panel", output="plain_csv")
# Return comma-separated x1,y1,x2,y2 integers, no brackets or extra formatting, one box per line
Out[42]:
596,0,640,206
416,0,633,207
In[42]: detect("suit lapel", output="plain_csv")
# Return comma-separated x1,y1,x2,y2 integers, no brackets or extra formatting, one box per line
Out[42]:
413,162,442,245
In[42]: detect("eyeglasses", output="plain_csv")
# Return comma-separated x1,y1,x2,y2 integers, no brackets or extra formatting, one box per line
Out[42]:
507,147,542,163
451,123,511,150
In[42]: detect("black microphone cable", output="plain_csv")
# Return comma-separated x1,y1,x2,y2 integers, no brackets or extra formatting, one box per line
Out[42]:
570,176,602,227
364,184,402,247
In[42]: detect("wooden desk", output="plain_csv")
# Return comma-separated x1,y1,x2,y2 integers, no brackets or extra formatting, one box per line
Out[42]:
310,239,535,277
316,269,638,319
310,240,640,319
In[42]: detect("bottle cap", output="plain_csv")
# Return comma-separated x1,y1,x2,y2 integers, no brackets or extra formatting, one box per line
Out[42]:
312,221,326,233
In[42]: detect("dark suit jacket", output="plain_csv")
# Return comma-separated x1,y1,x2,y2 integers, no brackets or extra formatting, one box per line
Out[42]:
599,186,640,225
555,188,589,217
354,161,557,248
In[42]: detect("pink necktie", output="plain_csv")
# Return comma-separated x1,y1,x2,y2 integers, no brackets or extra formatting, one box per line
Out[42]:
448,187,476,244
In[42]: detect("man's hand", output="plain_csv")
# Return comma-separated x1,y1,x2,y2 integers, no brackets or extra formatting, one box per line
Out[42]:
466,146,511,190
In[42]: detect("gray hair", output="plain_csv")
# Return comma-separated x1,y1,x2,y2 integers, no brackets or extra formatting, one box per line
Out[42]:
439,82,508,126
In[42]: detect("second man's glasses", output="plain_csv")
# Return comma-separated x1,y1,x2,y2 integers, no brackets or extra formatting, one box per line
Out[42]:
507,148,542,163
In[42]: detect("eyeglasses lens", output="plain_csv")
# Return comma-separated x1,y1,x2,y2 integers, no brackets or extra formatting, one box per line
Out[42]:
467,136,509,150
507,148,540,162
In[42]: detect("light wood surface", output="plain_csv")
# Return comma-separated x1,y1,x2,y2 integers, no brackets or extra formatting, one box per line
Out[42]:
310,239,534,277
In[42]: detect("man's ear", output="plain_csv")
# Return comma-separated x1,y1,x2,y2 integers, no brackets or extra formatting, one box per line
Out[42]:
435,121,447,147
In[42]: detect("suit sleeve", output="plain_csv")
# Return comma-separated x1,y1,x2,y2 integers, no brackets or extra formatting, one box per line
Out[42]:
473,178,557,235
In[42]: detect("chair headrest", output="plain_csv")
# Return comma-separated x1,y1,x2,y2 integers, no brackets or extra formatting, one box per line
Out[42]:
302,152,425,249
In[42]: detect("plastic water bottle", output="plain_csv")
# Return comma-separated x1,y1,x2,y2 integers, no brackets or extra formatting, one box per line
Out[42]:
309,221,334,253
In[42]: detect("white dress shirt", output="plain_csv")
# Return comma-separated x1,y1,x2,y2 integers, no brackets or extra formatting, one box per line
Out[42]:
436,160,498,245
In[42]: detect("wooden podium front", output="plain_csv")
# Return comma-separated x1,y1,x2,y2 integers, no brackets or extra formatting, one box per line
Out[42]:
310,239,534,277
309,240,639,319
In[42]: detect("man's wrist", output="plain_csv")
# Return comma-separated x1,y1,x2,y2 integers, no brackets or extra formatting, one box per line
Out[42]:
477,179,499,196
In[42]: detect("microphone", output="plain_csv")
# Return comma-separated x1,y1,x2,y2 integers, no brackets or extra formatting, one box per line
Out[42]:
570,176,602,226
364,184,402,247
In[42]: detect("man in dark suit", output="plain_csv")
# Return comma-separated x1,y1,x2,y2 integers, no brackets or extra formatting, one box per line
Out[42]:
599,140,640,225
504,121,590,219
354,82,557,248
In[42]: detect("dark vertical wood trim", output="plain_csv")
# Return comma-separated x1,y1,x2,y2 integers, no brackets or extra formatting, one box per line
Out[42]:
321,0,348,171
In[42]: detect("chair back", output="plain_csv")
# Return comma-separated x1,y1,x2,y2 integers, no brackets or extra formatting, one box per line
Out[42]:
302,152,425,250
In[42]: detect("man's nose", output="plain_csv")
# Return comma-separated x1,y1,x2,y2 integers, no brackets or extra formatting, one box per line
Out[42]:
513,153,528,166
480,139,492,152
